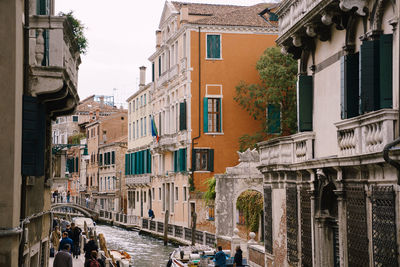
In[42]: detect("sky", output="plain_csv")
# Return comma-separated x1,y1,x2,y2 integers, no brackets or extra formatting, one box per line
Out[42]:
55,0,278,107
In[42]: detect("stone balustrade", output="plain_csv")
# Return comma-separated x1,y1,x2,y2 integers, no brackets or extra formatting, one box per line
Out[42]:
169,64,179,79
180,57,187,73
335,109,398,156
125,175,151,186
259,132,315,166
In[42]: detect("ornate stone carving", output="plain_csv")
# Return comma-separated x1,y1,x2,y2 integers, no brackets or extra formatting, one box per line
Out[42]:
292,34,302,47
306,24,317,37
321,11,333,26
339,0,368,16
35,29,44,66
238,148,259,163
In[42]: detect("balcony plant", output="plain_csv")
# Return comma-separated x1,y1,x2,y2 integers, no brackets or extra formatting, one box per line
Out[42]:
58,11,88,55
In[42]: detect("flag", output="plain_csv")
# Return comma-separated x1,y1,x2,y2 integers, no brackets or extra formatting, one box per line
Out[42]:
151,116,159,142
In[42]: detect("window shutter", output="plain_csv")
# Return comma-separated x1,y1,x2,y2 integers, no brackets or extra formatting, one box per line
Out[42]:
267,104,281,134
144,150,148,174
207,35,213,58
130,153,134,175
159,114,162,136
379,34,393,108
214,35,221,59
207,149,214,172
341,53,359,119
75,157,79,172
158,57,161,77
360,40,380,113
141,151,145,174
147,149,152,173
174,151,178,172
179,101,187,131
99,154,103,166
152,62,155,82
182,148,187,171
111,151,115,164
125,154,129,175
203,98,208,133
192,149,197,172
22,95,45,176
297,75,313,132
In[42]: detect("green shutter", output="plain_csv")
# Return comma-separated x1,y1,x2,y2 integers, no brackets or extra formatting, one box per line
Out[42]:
267,104,281,134
179,101,187,131
148,150,152,173
191,149,197,171
380,34,393,108
75,157,79,172
360,40,380,113
111,151,115,164
99,153,103,166
214,35,221,59
207,149,214,172
37,0,49,15
297,75,313,132
203,98,208,133
183,148,187,171
207,35,213,58
141,151,144,174
158,57,161,77
144,150,148,174
341,53,359,119
125,154,129,175
207,35,220,59
174,151,178,172
179,148,187,172
22,95,45,176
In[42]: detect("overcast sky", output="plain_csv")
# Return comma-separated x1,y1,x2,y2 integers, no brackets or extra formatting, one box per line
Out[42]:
55,0,276,107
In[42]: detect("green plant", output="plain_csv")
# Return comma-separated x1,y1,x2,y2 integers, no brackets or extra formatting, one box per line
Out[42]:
68,133,86,145
59,11,88,54
189,176,195,191
203,177,216,205
236,190,263,232
234,46,298,151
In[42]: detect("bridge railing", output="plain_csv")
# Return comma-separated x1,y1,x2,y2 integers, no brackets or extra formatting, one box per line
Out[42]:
51,196,100,213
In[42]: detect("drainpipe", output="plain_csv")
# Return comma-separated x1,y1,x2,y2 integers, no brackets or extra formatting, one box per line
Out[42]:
190,27,202,190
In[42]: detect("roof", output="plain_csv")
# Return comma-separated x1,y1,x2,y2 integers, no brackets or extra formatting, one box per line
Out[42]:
170,1,278,28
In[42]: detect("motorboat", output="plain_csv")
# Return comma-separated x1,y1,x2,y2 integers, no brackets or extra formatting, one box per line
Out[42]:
168,245,232,267
109,250,133,267
72,217,96,233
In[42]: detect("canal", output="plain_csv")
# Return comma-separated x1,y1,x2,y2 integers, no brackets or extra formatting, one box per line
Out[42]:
96,224,177,267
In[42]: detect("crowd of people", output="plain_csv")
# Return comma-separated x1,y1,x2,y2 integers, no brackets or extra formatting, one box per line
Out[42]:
51,221,104,267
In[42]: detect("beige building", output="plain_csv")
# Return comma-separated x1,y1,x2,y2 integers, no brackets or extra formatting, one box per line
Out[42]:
257,0,400,266
125,67,154,217
0,0,81,265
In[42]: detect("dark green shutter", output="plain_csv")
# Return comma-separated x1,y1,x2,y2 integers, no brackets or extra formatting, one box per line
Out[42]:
214,35,221,58
159,113,162,136
207,149,214,172
207,35,213,58
152,62,155,82
207,35,220,58
37,0,49,15
158,57,161,77
341,53,359,119
75,157,79,172
267,104,281,134
144,150,148,174
379,34,393,108
192,149,197,171
111,151,115,164
297,75,313,132
360,40,380,113
179,101,187,131
203,98,208,133
22,95,45,176
125,154,129,175
174,151,178,172
147,149,151,173
99,154,103,166
180,148,187,172
183,148,187,171
141,151,144,174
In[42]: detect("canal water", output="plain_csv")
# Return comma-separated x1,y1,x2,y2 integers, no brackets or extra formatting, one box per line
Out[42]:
96,224,177,267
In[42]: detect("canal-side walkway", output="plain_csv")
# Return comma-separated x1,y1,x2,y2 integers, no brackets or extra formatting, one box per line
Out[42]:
49,254,85,267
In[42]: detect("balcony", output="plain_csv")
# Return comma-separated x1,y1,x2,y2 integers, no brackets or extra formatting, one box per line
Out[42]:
126,175,151,187
169,64,178,80
335,109,398,157
276,0,368,57
179,57,187,73
259,132,315,166
28,15,81,118
151,131,188,152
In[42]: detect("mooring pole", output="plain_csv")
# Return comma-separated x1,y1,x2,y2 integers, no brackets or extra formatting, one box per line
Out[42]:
191,212,197,246
164,209,169,246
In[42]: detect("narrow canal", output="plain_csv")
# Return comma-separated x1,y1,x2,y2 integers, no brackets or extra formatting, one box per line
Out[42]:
96,224,177,267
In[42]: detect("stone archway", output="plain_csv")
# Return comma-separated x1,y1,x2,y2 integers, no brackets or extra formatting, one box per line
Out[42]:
215,149,263,238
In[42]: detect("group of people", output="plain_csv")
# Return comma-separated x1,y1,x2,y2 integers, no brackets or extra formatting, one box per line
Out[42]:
52,190,71,203
51,222,103,267
214,246,243,267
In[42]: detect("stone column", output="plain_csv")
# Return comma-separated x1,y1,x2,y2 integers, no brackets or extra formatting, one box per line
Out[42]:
334,187,347,267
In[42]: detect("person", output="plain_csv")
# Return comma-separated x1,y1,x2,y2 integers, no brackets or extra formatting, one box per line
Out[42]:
66,224,72,237
51,226,61,252
69,223,82,258
233,246,243,267
86,196,89,208
53,243,73,267
148,208,155,220
215,246,226,267
60,218,69,232
84,235,98,266
85,250,100,267
67,190,71,203
61,190,66,202
59,232,74,252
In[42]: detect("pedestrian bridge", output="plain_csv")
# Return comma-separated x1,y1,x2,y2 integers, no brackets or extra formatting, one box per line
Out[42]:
51,198,100,219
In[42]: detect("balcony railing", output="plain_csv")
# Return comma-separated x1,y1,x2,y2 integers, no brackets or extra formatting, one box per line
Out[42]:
180,57,187,73
169,64,178,79
126,175,151,186
259,132,315,166
335,109,398,156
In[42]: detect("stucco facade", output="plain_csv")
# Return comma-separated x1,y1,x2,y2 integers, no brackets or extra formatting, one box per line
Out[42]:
259,0,400,266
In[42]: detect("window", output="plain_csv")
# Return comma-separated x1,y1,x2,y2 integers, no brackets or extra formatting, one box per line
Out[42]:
136,120,139,137
179,101,187,131
144,191,146,203
158,56,162,77
141,96,143,107
183,33,186,58
208,206,215,220
132,122,135,139
137,191,139,201
174,148,187,172
129,123,131,140
176,187,179,201
159,188,162,201
144,94,146,105
152,62,155,82
72,116,78,122
297,75,313,131
140,118,143,137
133,100,136,111
206,34,221,59
204,98,221,133
152,188,155,201
136,99,138,110
144,116,147,136
183,187,187,201
111,151,115,164
193,149,214,172
129,103,131,113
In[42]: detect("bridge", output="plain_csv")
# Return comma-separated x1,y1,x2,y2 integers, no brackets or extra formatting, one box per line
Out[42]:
51,197,100,220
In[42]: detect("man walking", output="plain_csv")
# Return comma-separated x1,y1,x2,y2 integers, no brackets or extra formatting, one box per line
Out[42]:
215,246,226,267
69,223,82,258
53,243,73,267
59,232,74,252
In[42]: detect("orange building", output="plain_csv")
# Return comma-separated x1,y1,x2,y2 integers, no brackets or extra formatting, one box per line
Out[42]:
147,1,278,229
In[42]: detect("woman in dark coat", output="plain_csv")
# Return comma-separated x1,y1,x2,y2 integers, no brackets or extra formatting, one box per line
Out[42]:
234,246,243,267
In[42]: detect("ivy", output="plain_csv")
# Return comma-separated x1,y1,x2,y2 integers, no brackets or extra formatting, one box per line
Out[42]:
236,190,263,233
203,177,216,205
68,133,86,144
58,11,88,55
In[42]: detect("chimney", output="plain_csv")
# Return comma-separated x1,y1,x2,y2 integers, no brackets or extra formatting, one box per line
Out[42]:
156,30,162,48
180,4,188,24
99,96,104,107
139,66,146,87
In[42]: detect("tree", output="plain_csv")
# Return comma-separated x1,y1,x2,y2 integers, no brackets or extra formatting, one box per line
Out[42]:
234,46,298,151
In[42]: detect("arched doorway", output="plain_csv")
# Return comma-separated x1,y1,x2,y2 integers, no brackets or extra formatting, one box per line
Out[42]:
235,190,263,240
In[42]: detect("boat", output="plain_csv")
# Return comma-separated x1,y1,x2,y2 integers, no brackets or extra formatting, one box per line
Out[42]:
168,245,232,267
109,250,133,267
72,217,96,233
